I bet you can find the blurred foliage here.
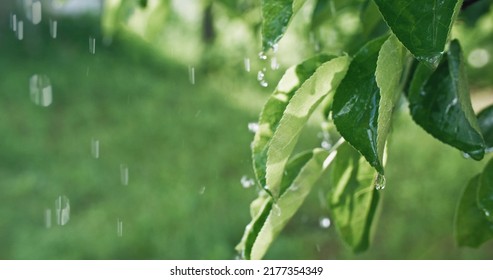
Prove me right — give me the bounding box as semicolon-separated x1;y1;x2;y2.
0;0;493;259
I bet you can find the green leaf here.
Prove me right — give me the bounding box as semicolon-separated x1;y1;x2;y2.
328;142;380;252
375;34;407;159
261;0;307;51
374;0;462;66
408;40;485;160
265;55;350;198
455;174;493;247
478;158;493;224
237;149;334;260
252;54;336;189
333;35;405;174
477;105;493;151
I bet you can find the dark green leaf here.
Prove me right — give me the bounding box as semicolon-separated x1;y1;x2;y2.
477;105;493;151
455;174;493;247
261;0;306;51
252;54;336;190
237;149;333;260
408;40;485;160
478;157;493;224
333;35;406;174
374;0;462;66
328;142;380;252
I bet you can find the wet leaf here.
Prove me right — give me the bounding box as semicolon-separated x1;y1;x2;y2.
265;55;349;198
252;54;336;189
408;40;485;160
455;174;493;247
237;149;334;260
328;142;380;252
333;35;404;174
374;0;462;66
261;0;307;51
478;158;493;224
477;105;493;151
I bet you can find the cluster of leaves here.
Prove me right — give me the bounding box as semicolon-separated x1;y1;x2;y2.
237;0;493;259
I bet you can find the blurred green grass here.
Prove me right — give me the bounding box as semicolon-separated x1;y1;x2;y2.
1;16;493;260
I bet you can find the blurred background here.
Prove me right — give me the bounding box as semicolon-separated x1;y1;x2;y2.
0;0;493;259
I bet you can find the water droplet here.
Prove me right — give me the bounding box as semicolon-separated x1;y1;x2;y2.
321;140;331;150
91;138;100;159
188;66;195;85
319;217;331;229
247;122;259;133
10;13;17;31
257;70;265;81
44;208;52;228
117;218;123;237
89;37;96;54
120;164;129;186
260;80;269;87
270;57;280;70
374;173;386;190
55;195;70;226
462;152;471;159
272;203;282;216
17;21;24;40
49;19;57;38
199;186;206;194
240;176;255;188
29;74;52;107
243;58;250;72
258;51;267;60
31;1;42;25
272;43;279;53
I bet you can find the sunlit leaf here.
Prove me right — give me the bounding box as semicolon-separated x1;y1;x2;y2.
408;40;485;160
375;34;407;159
455;174;493;247
261;0;307;51
237;149;334;260
374;0;462;66
333;35;404;174
265;55;349;198
328;142;380;252
252;54;336;189
477;105;493;151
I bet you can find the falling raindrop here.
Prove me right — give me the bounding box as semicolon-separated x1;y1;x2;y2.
240;176;255;188
270;57;280;70
120;164;129;186
117;218;123;237
272;203;282;216
89;37;96;54
244;58;251;72
257;70;265;81
247;122;259;133
258;51;267;60
55;195;70;226
31;1;42;25
10;13;16;31
44;208;52;228
321;140;331;150
319;217;331;229
199;186;206;195
49;19;57;38
374;173;386;190
29;74;52;107
272;43;279;53
17;21;24;40
259;80;269;87
315;244;321;252
188;66;195;85
91;138;100;159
